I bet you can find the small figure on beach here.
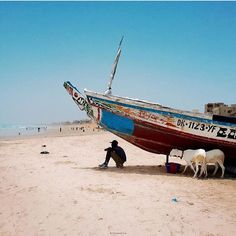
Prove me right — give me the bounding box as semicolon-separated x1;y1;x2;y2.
99;140;126;169
40;144;49;154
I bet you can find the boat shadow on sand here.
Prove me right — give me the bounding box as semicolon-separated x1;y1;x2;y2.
85;165;236;179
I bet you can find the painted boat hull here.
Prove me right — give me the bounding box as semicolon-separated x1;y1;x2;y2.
64;81;236;163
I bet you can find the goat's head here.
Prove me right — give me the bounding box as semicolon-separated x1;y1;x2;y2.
169;149;183;158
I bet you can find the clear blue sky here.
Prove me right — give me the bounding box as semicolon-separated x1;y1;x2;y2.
1;1;236;124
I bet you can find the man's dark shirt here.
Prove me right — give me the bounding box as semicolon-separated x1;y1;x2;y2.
114;146;126;162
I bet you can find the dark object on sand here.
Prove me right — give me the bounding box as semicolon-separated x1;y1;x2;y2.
165;163;181;174
40;151;50;154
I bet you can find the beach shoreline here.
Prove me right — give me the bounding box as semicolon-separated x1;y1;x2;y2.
1;128;236;235
0;121;104;141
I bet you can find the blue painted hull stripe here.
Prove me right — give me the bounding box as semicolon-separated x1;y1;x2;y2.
100;110;134;135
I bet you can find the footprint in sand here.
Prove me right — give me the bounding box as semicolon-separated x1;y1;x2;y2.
54;161;77;165
28;186;38;192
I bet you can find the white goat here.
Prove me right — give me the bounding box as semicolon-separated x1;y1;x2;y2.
169;148;207;178
204;149;225;178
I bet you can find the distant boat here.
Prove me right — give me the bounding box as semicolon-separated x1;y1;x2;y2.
63;39;236;164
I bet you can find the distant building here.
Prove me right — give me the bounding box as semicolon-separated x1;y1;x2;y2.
192;109;200;114
205;103;236;117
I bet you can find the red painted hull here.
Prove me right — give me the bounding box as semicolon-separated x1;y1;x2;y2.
117;120;236;164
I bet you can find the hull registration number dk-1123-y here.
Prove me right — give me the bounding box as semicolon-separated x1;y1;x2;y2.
177;119;236;140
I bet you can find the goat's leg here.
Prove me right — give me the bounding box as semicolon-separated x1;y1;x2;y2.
182;165;188;174
189;162;196;172
198;163;203;177
190;162;197;178
204;164;208;177
193;165;198;178
218;162;225;178
212;163;219;176
199;163;207;177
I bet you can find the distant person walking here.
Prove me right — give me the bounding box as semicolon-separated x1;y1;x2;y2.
99;140;126;169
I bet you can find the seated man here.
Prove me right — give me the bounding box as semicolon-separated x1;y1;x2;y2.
99;140;126;169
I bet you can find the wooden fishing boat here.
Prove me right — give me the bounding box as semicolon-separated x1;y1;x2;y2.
63;39;236;164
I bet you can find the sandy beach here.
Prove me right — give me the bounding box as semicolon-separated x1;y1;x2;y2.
1;126;236;236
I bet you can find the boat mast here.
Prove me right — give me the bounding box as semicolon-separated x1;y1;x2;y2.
105;36;124;95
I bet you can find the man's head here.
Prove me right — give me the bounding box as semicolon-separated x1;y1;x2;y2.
111;140;118;148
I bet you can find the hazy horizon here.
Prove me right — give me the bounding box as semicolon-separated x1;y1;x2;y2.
1;2;236;124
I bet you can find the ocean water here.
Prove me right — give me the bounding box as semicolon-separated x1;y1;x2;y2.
0;124;51;137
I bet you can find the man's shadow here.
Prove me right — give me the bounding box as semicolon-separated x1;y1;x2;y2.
89;165;193;177
86;165;236;179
